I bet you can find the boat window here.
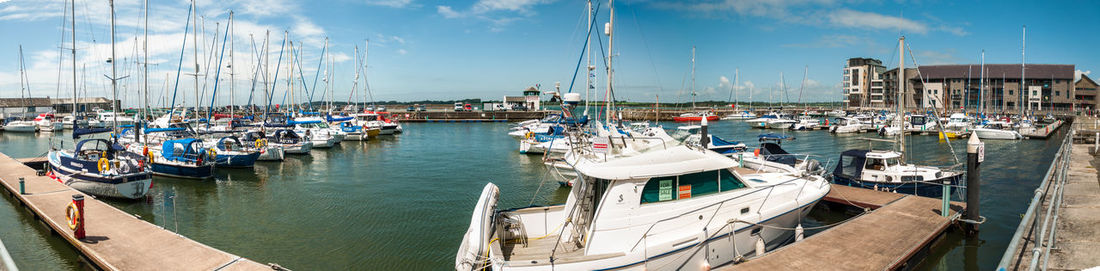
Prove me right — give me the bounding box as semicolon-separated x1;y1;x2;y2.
719;169;747;192
640;176;677;204
679;171;719;198
884;158;900;168
865;159;885;170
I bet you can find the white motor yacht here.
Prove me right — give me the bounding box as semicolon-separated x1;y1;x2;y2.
457;145;830;271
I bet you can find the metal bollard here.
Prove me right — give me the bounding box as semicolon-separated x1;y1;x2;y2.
19;178;25;195
72;194;85;239
965;133;984;233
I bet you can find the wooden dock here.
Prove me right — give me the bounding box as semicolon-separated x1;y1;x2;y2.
721;184;964;270
1021;120;1064;139
0;152;274;271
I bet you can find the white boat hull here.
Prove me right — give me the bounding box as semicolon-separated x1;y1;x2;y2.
973;128;1022;140
256;146;286;161
4;122;37;132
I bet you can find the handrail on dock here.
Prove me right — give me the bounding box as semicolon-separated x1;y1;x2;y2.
997;123;1075;271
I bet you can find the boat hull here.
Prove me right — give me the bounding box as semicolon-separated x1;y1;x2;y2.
256;146;285;161
214;152;262;167
3;123;37;132
150;162;215;179
973;128;1022;140
831;174;962;198
47;151;153;199
673;115;720;122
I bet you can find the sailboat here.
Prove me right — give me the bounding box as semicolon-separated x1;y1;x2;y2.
47;0;154;199
457;3;829;269
831;37;962;198
722;68;757;120
5;46;38;133
673;47;718;122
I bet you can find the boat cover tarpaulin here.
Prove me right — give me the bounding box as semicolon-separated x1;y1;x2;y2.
833;149;870;180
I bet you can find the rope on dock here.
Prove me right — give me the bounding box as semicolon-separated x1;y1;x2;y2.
212;257;242;271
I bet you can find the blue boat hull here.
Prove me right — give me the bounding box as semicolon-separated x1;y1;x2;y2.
831;174;963;198
214;152;261;167
150;163;214;179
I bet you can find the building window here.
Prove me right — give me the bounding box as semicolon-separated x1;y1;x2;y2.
1009;90;1013;95
1055;91;1060;96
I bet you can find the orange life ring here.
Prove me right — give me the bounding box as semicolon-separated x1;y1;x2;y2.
754;148;761;157
66;202;80;230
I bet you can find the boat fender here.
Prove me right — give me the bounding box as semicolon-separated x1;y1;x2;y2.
795;224;804;241
143;146;149;157
97;158;110;172
66;202;81;230
754;235;766;256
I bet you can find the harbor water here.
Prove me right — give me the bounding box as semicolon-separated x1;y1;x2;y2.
0;120;1066;270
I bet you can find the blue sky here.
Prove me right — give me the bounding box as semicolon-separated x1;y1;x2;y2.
0;0;1097;108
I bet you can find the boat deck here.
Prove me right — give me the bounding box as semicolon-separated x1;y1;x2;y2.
718;184;964;270
1021;120;1064;139
0;152;272;270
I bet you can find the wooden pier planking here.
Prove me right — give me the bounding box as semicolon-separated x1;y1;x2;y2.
0;152;272;271
720;184;963;271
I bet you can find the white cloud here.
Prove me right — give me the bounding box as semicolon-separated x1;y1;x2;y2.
828;9;928;34
397;49;407;55
366;0;415;8
437;0;554;30
1077;70;1092;81
437;6;462;18
783;34;872;48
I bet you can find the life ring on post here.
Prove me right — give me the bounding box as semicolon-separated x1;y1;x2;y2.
208;148;217;159
525;132;534;140
66;202;80;230
255;139;266;149
97;158;110;172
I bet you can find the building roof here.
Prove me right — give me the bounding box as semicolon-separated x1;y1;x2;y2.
0;97;52;107
503;96;526;102
915;64;1074;80
1077;74;1098;87
51;97;114;104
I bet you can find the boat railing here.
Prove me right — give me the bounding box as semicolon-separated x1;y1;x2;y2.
629;177;803;254
997;126;1074;271
741;153;834;177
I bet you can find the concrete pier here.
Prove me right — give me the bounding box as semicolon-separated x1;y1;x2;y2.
719;184;964;270
0;153;273;270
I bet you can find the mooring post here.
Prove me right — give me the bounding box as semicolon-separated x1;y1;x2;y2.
700;117;710;149
73;194;86;239
965;133;984;233
18;177;25;195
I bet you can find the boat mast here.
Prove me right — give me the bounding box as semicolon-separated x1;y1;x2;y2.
17;45;27;121
230;11;235;121
70;0;77;122
691;46;696;110
109;0;119;135
1021;25;1027;116
143;0;149;124
734;68;739;108
605;0;614;126
584;0;592;116
979;50;985;116
191;0;199;119
898;36;906;159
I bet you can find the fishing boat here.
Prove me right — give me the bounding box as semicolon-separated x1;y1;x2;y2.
456;145;830;271
47;137;153;199
831;149;961;197
145;138;216;179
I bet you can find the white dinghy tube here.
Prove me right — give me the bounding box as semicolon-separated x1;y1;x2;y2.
455;183;500;271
